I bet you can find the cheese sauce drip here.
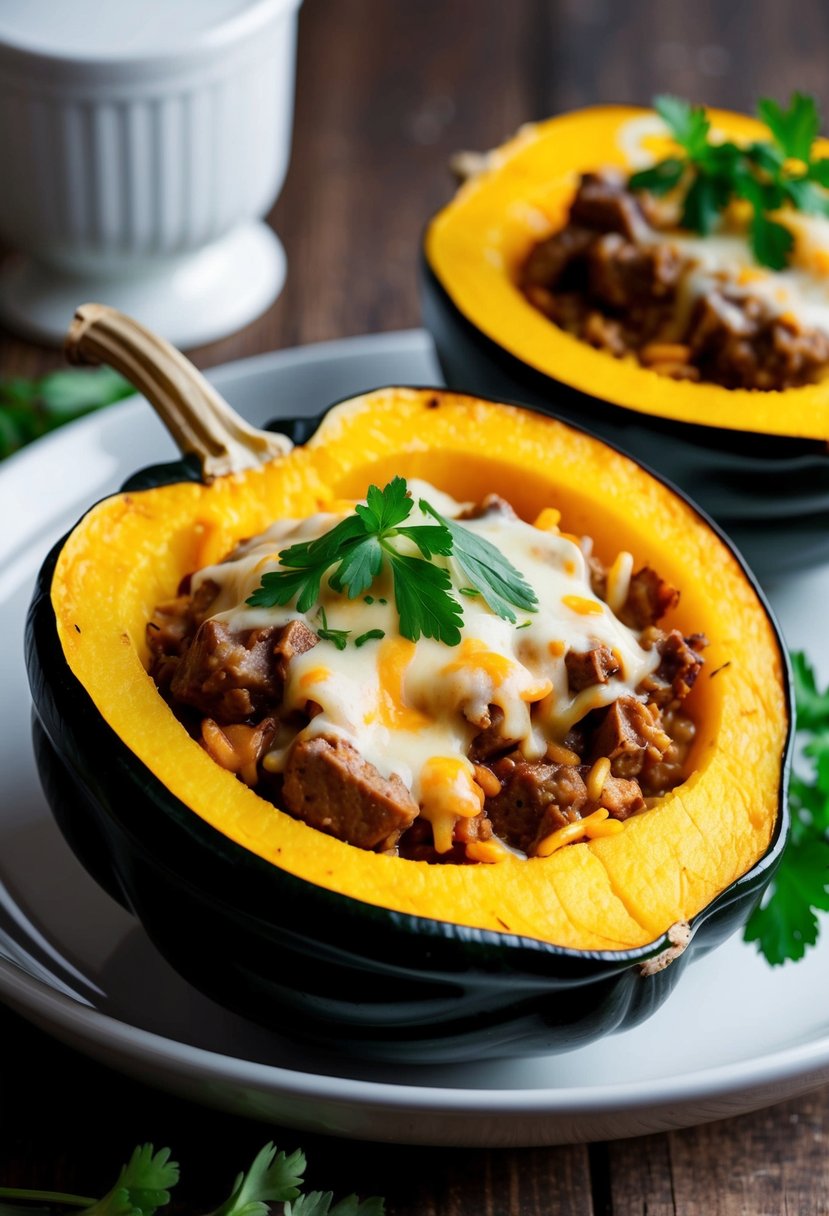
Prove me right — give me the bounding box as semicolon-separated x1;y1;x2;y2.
191;482;659;850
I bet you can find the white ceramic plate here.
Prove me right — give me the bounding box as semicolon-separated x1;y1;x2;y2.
2;329;827;1147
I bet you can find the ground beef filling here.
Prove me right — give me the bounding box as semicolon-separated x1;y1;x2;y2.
148;541;705;863
520;170;829;390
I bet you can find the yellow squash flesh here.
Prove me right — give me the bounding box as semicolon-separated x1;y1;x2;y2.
52;390;787;949
425;105;829;441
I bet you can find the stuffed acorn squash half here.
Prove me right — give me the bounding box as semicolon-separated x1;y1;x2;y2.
25;306;791;1062
422;99;829;578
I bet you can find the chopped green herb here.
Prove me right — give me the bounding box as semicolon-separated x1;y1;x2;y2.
355;629;385;647
516;620;532;629
378;598;388;605
363;595;375;604
744;651;829;964
458;587;480;598
629;91;829;268
315;606;350;651
246;477;538;646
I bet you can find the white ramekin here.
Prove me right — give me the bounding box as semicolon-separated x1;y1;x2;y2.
0;0;302;346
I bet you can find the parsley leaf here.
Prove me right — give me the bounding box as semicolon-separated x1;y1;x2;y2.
246;478;539;646
0;367;133;460
386;551;463;645
285;1194;384;1216
355;475;412;532
757;91;819;162
419;500;538;624
744;838;829;965
654;95;711;158
628;156;685;196
634;91;829;269
744;651;829;964
680;172;729;235
83;1147;179;1216
207;1143;306;1216
790;650;829;728
749;212;794;271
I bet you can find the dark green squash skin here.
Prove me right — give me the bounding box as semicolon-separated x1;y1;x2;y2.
24;398;793;1064
420;256;829;580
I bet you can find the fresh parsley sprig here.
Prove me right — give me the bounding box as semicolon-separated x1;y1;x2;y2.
744;651;829;965
0;1147;178;1216
0;1141;384;1216
246;477;537;646
630;92;829;269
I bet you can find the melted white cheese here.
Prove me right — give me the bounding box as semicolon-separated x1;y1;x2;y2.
192;482;660;849
663;224;829;336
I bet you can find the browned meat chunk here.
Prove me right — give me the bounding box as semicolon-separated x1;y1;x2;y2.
486;758;587;854
565;644;620;693
619;566;680;629
170;619;318;723
657;630;705;699
597;774;646;820
588;233;681;311
639;629;705;707
522;225;596;291
282;735;418;850
569;172;648;241
688;294;829;390
273;619;319;680
469;705;520;760
588;696;671;778
147;579;220;659
454;813;494;845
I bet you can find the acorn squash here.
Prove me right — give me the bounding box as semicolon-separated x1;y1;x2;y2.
25;307;792;1062
421;104;829;578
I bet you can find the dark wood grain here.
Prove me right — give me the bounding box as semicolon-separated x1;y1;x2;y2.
2;1;829;1213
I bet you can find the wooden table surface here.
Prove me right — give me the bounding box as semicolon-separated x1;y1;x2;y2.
2;2;828;1212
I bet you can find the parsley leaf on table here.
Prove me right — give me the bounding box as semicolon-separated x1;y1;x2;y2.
0;1139;384;1216
207;1143;306;1216
0;368;133;460
284;1195;384;1216
247;477;537;645
0;1146;182;1216
743;651;829;964
84;1146;179;1216
629;91;829;269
